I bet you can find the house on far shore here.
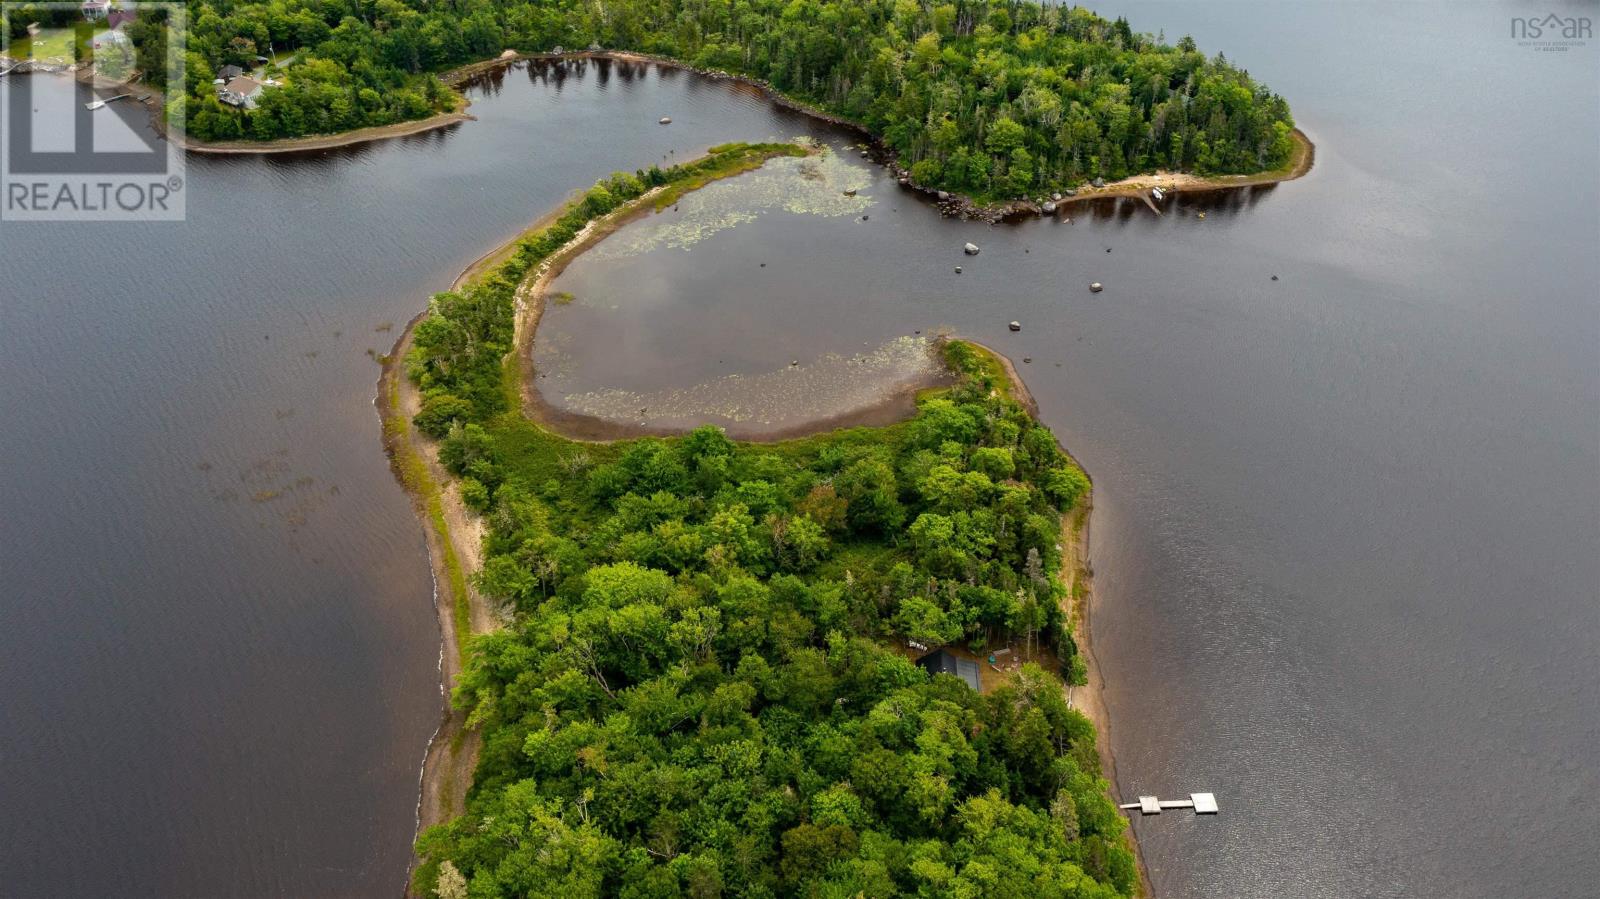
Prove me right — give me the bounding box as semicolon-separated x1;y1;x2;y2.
916;649;982;691
218;74;263;108
216;64;244;82
82;0;110;19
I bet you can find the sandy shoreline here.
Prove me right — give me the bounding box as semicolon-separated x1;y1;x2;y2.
169;106;475;155
377;188;677;894
1054;126;1315;209
166;59;493;154
378;308;492;898
967;341;1151;897
10;56;486;155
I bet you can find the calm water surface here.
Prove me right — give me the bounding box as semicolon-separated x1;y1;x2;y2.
2;4;1596;897
1;60;847;897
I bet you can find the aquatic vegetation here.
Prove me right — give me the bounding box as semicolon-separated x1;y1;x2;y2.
589;148;871;259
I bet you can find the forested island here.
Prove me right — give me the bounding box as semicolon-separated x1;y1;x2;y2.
382;143;1134;896
11;0;1297;197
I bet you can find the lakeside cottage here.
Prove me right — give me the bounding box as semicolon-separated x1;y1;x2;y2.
916;649;982;691
218;74;263;108
81;0;109;19
216;64;244;82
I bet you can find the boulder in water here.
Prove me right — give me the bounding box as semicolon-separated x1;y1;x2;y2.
1090;282;1103;293
658;116;672;124
964;242;981;255
1008;321;1021;332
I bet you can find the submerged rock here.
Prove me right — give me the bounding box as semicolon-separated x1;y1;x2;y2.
658;116;672;124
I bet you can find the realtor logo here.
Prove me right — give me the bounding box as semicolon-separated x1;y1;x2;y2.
1510;13;1592;51
2;1;186;221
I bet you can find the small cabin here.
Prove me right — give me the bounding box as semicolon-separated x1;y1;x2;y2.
916;649;981;691
216;64;245;82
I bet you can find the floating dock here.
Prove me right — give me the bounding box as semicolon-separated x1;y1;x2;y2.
1120;792;1218;815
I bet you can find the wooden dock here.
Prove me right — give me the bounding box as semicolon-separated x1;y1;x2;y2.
1120;792;1218;815
85;93;131;110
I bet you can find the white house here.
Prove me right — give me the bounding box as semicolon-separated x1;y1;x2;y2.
219;74;264;109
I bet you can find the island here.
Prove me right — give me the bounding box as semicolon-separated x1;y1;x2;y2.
380;142;1138;897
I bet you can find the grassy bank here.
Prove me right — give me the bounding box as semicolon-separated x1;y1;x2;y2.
380;370;473;657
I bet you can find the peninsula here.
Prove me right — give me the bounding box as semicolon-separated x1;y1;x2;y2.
62;0;1300;202
382;143;1139;897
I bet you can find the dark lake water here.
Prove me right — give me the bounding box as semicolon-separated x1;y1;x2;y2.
3;4;1596;897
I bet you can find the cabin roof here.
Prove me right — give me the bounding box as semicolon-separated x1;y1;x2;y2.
916;649;981;691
